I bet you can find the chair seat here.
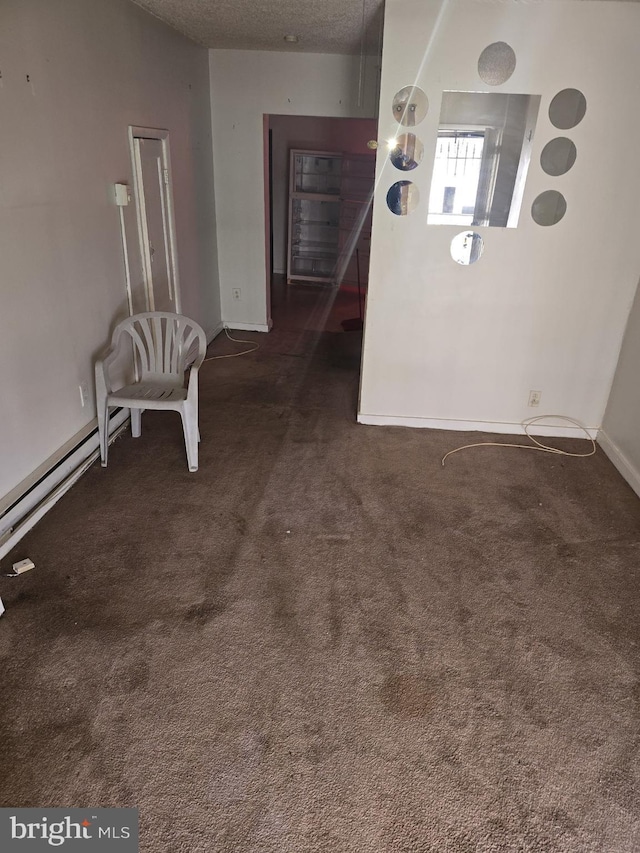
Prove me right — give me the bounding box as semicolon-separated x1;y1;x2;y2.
109;381;187;407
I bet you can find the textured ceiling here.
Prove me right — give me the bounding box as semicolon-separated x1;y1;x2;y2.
131;0;385;55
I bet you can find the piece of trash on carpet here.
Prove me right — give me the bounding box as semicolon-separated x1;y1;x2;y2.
7;558;35;577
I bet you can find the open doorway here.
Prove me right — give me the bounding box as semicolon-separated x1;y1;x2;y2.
265;115;378;336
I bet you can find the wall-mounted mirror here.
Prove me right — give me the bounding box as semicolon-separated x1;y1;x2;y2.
389;133;424;171
540;137;577;176
387;181;419;216
427;91;541;228
392;86;428;127
451;231;484;265
549;89;586;130
478;42;516;86
531;190;566;226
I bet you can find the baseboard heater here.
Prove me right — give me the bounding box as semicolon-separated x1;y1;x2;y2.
0;409;130;562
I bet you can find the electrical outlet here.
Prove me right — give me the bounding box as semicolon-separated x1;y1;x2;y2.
528;390;541;407
232;288;242;301
79;382;90;407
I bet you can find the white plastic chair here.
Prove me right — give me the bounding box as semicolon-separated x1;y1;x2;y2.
95;312;206;472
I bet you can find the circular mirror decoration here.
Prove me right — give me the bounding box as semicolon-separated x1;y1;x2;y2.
451;231;484;265
478;42;516;86
386;181;420;216
548;89;587;130
540;137;577;176
391;86;429;127
389;133;424;171
531;190;567;226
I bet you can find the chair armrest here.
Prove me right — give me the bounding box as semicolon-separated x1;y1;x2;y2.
94;343;121;399
186;363;200;398
185;332;205;398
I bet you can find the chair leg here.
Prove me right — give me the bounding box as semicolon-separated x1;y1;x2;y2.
98;404;110;467
180;405;199;472
131;408;142;438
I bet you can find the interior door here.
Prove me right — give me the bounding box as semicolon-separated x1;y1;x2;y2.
133;137;178;312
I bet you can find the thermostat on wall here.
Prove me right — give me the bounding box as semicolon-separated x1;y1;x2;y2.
114;183;131;206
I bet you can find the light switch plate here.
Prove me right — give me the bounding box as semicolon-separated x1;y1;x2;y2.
114;183;131;206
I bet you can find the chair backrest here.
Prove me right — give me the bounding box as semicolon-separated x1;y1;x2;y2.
114;312;206;379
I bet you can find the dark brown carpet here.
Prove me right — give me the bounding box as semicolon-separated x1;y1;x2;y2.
2;282;640;852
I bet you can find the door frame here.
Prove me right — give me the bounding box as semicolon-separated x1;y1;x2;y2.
128;125;181;312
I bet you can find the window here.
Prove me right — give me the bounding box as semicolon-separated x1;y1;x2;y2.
428;131;486;225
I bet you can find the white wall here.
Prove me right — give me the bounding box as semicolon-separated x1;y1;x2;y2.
600;282;640;497
209;50;378;329
359;0;640;437
269;115;378;275
0;0;220;503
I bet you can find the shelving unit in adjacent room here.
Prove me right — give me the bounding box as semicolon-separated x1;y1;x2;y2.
286;149;376;288
287;150;342;285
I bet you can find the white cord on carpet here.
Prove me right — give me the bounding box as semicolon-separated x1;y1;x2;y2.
204;327;259;362
441;415;597;466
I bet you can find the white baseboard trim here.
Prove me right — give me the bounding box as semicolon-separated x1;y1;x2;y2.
357;413;599;440
0;409;130;562
597;431;640;499
224;321;272;333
